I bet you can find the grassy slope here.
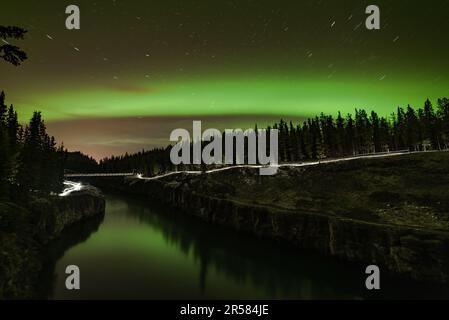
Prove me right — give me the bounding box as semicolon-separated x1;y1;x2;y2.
184;152;449;232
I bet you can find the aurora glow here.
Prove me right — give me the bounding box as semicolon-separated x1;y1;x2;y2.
12;73;449;121
1;0;448;159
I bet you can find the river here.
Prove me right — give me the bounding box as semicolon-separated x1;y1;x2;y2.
41;194;447;299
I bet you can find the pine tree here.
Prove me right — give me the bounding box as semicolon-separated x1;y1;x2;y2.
345;114;356;155
422;99;441;150
405;105;420;151
0;92;11;199
355;109;373;154
289;121;299;161
379;117;391;152
371;111;381;153
335;112;345;156
0;127;10;200
300;121;310;159
17;112;43;192
0;91;7;121
7;105;19;150
437;98;449;149
277;120;287;162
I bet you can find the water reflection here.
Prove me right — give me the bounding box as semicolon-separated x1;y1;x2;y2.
38;214;104;298
123;197;363;299
43;195;449;299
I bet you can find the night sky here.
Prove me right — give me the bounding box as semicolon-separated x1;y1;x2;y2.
1;0;448;159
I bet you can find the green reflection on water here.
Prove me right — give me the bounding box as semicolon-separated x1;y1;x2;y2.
43;195;447;300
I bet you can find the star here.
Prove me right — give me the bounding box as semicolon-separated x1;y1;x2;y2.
354;22;362;31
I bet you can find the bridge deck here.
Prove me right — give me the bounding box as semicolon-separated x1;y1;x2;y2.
64;173;135;177
63;150;416;180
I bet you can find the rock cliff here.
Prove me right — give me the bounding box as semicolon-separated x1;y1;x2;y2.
86;152;449;284
0;187;105;299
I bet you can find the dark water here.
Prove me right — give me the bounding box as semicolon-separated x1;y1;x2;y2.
41;195;448;300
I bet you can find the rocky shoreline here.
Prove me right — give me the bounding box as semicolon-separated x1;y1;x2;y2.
84;152;449;284
0;187;105;299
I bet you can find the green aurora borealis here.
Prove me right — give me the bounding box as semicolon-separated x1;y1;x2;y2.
1;0;448;159
8;73;449;121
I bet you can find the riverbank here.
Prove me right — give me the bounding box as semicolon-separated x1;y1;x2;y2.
85;152;449;284
0;187;105;299
43;194;448;299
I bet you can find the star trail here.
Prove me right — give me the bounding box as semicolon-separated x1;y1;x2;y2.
1;0;448;159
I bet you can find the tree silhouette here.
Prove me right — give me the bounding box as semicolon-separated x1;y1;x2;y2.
0;91;11;199
98;98;449;175
0;26;28;66
0;92;65;200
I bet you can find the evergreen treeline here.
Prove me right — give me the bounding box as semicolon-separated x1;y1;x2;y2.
98;98;449;175
272;98;449;162
0;91;65;201
99;147;173;175
65;151;99;173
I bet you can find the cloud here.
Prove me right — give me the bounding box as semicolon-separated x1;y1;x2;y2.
87;138;166;147
46;115;304;160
